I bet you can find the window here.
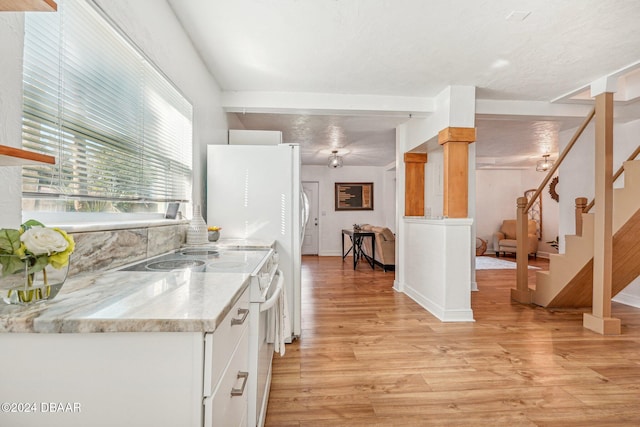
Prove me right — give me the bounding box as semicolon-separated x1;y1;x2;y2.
21;0;193;215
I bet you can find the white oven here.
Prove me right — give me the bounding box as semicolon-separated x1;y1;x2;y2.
249;264;282;427
119;244;280;427
209;246;281;427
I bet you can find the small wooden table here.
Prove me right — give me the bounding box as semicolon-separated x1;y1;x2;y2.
341;229;375;270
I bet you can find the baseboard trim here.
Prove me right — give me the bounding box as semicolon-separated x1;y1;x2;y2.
372;259;395;271
403;283;475;322
613;291;640;308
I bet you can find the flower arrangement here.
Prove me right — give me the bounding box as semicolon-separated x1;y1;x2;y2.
0;219;75;274
0;220;75;304
207;226;221;232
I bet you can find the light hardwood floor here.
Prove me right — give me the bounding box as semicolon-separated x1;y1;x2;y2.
264;256;640;426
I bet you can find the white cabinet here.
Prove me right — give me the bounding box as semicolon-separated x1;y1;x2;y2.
203;287;250;427
228;129;282;145
0;332;205;427
0;288;251;427
204;327;249;427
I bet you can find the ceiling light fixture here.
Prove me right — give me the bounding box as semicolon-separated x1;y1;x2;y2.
328;150;343;168
536;154;554;172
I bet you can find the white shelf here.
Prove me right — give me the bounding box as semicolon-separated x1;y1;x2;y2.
0;0;57;12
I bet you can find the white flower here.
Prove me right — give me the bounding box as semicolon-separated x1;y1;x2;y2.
20;226;69;256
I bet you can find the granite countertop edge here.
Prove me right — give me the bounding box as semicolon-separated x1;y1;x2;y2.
0;270;251;334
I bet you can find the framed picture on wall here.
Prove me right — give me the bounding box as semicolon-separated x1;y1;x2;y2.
335;182;374;211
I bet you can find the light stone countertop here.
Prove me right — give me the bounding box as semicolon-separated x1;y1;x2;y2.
0;270;250;334
203;238;275;249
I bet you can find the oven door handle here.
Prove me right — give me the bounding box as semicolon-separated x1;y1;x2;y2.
260;269;284;313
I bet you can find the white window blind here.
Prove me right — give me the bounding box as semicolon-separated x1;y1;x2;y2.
22;0;193;213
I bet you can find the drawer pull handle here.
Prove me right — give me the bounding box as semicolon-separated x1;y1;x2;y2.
230;371;249;397
231;308;249;326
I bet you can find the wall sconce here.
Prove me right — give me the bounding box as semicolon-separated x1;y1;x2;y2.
328;150;343;168
536;154;554;172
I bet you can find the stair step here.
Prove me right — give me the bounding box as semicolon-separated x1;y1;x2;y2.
535;270;549;284
547;253;566;271
532;159;640;308
564;234;593;258
613;163;640;228
622;159;640;187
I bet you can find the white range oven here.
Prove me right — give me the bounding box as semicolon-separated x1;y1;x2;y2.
119;244;281;427
206;246;281;427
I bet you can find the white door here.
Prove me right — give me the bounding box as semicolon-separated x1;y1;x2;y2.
301;181;319;255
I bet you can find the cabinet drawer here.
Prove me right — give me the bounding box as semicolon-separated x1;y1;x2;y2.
204;325;249;427
203;288;250;396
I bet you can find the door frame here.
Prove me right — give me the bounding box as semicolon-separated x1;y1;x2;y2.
302;181;320;255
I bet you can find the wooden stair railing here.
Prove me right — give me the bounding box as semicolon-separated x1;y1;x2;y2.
512;107;595;303
575;197;588;237
584;144;640;214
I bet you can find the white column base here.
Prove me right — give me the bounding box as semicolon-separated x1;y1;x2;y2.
400;217;475;322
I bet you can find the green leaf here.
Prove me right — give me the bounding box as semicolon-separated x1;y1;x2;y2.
21;219;45;231
27;256;49;275
0;255;26;276
0;229;22;254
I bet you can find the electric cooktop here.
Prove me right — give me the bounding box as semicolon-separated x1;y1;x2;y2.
119;248;270;274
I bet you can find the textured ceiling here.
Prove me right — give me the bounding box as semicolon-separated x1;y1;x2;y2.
227;112;405;167
169;0;640;167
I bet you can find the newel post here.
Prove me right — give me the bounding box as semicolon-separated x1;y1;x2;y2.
583;89;620;335
512;196;531;303
575;197;588;236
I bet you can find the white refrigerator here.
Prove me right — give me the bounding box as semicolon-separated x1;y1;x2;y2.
206;143;303;340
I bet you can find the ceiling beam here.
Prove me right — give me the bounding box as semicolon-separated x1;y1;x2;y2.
221;91;434;117
476;99;593;119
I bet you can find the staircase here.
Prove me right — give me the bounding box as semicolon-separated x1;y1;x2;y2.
532;160;640;307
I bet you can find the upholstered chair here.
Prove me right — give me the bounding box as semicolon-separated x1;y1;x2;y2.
492;219;539;258
359;224;396;271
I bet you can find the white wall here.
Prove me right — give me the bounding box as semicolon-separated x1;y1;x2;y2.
382;165;397;231
522;169;560;255
475;168;559;256
557;124;596;252
301;165;390;256
476;170;526;249
0;14;25;228
227;113;246;130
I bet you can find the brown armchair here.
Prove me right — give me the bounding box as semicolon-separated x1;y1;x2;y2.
492;219;538;258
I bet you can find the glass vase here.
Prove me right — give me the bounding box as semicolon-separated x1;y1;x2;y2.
0;255;69;306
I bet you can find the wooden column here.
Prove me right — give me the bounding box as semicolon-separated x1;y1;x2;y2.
438;127;476;218
583;92;620;335
513;196;532;303
575;197;588;237
404;152;428;216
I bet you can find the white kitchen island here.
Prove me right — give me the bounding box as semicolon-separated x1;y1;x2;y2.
0;269;252;427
